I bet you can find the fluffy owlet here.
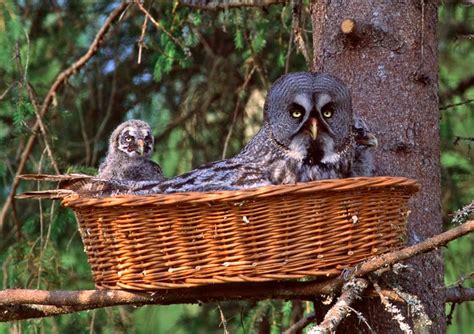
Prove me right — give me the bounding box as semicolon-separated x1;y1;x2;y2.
98;119;164;181
118;72;353;194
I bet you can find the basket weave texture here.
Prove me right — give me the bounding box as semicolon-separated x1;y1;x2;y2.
62;176;419;290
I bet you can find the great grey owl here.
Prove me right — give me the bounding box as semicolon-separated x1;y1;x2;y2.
98;119;163;181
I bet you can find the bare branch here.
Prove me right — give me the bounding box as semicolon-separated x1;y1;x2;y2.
0;2;128;230
178;0;286;10
282;312;317;334
137;11;148;64
344;220;474;280
309;279;369;334
445;287;474;303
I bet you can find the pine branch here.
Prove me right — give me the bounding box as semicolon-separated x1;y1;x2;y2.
0;2;129;230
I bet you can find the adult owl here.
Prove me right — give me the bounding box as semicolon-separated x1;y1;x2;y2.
98;119;164;181
119;72;354;194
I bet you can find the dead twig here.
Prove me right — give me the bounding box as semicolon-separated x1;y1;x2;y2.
309;278;369;334
135;1;189;57
137;7;149;64
221;66;256;159
439;98;474;110
282;312;317;334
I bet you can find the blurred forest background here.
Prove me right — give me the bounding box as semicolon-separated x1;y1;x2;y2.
0;1;472;333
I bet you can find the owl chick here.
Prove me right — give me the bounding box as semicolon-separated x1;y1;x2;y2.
98;119;163;181
118;72;353;194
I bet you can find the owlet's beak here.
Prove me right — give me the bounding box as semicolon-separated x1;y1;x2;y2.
136;139;145;156
304;117;318;140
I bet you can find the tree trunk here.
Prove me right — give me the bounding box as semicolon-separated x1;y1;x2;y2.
311;1;444;332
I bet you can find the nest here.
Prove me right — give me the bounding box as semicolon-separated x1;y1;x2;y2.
60;176;419;290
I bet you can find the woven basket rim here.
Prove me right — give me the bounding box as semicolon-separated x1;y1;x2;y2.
61;176;419;208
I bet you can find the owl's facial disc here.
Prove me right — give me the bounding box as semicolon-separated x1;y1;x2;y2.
118;127;153;158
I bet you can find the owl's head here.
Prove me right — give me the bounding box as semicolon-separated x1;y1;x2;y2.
264;72;353;162
109;119;154;158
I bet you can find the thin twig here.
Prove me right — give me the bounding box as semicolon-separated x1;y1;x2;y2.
137;10;149;64
217;303;229;334
91;69;118;166
0;2;128;230
0;84;13;100
282;312;317;334
135;1;190;57
439;98;474;110
26;83;60;175
221;66;256;159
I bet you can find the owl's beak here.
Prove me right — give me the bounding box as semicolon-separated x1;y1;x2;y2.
357;132;378;147
136;139;145;155
304;117;318;140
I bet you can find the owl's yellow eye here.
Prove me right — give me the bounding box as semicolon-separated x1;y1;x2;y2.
322;110;333;118
125;135;133;142
291;110;302;118
322;104;335;119
289;104;305;119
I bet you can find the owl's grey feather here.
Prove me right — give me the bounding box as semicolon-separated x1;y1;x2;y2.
98;119;163;181
351;116;378;177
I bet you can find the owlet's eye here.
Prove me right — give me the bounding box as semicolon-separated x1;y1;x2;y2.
322;104;335;119
125;135;134;142
289;104;305;119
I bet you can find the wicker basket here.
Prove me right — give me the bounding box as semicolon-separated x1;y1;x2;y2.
61;176;419;290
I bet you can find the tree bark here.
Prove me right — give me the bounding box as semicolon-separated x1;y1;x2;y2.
311;1;443;332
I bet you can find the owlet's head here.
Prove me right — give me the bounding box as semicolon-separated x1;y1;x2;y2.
109;119;154;158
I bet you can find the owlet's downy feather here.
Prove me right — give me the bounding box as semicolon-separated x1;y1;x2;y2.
98;119;164;181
